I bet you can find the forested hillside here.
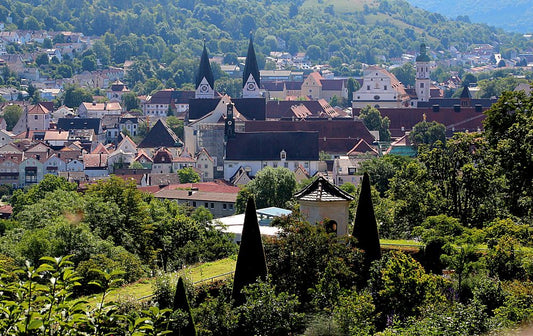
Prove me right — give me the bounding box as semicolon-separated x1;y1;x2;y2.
0;0;529;64
406;0;533;33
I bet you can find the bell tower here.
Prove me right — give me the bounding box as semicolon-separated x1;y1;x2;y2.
224;103;235;140
242;34;261;98
415;43;431;103
195;43;215;99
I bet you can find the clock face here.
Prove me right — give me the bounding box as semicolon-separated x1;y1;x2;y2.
227;120;233;125
200;84;209;92
246;82;256;91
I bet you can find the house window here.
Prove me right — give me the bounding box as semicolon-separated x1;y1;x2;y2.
367;85;370;90
34;115;38;120
384;85;387;90
304;162;309;168
204;202;208;208
210;203;214;208
284;162;288;168
420;83;424;88
229;204;234;210
223;203;227;209
192;201;196;207
273;162;278;168
280;150;286;160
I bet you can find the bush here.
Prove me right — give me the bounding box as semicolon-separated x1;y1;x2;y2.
236;278;305;335
333;289;375;335
368;251;445;328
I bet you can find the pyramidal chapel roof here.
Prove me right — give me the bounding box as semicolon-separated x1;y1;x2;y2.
294;176;354;202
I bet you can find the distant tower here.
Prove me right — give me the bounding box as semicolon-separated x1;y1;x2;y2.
242;34;261;98
195;43;215;99
415;43;431;103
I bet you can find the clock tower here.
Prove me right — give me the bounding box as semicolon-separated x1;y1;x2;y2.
242;34;261;98
195;43;215;99
224;102;235;140
415;43;431;103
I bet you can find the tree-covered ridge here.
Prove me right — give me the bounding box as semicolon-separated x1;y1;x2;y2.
0;0;529;65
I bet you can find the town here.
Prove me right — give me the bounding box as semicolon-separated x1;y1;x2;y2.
0;0;531;335
0;28;529;219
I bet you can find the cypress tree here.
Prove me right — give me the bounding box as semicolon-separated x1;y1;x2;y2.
352;172;381;264
172;277;197;336
232;196;268;306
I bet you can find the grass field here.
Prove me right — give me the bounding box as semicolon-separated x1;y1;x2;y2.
79;240;532;307
80;257;237;307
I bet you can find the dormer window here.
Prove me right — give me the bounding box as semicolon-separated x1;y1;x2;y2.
280;150;286;161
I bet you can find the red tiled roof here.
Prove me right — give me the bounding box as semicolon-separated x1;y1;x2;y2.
266;100;327;119
306;72;323;85
138;185;162;194
284;81;303;91
83;153;108;168
262;81;284;91
347;139;378;155
92;143;110;155
320;79;345;91
28;103;50;115
162;182;239;194
245;119;375;144
360;107;487;137
0;204;13;214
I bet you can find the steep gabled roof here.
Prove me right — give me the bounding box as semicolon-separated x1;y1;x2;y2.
225;131;319;161
152;147;173;163
320;79;345;91
195;44;214;89
243;35;260;88
244;119;376;150
138;119;183;148
57;118;101;134
28;103;50;115
294;175;354;202
347;139;379;156
83;153;108;168
134;149;153;163
460;86;472;99
91;142;110;155
116;135;137;153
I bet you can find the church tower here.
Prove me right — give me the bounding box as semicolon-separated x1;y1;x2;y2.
195;43;215;99
415;43;431;103
224;102;235;140
242;35;261;98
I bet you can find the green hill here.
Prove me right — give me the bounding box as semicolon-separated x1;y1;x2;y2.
1;0;526;61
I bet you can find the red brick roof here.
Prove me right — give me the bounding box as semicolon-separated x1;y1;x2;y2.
163;182;239;194
361;107;487;137
347;139;378;155
83;153;108;168
245;119;375;145
320;79;345;91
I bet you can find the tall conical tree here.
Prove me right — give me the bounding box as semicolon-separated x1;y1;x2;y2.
232;196;268;306
352;172;381;263
172;277;197;336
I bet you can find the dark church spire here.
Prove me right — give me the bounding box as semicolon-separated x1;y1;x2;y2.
195;42;215;98
242;34;261;98
243;34;260;88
